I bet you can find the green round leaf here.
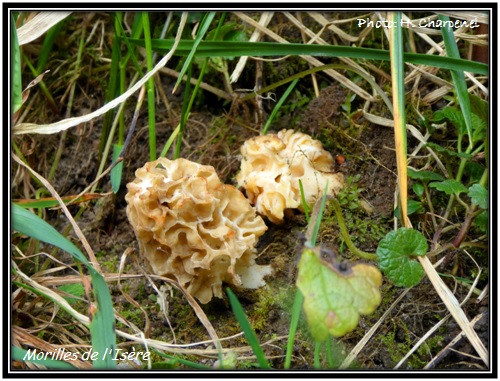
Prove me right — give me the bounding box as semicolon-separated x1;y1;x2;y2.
412;182;425;198
376;228;428;287
429;179;468;195
468;183;488;209
407;168;444;182
473;210;488;233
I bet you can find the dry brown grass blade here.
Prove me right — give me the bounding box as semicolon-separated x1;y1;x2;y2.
13;192;110;207
394;259;483;369
233;11;375;102
12;153;102;273
13;12;188;135
17;11;72;46
424;311;488;369
283;12;378;81
307;12;369;43
362;112;449;178
401;13;488;96
13;260;90;326
117;248;151;338
418;256;488;366
12;326;92;369
433;11;489;25
15;262;239;360
230;12;274;83
160;67;232;100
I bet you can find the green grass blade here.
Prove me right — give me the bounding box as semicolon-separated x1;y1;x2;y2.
13;198;61;209
11;14;22;114
111;144;123;193
286;182;330;370
12;204;117;369
142;12;156;161
174;12;223;159
117;13;144;76
298;179;310;223
130;39;488;75
314;341;322;369
13;193;104;209
284;290;304;369
174;65;193;159
13;203;89;264
88;275;118;369
36;16;67;73
389;12;410;228
439;14;474;150
403;52;486;75
12;346;76;370
326;338;335;368
173;12;216;93
160;122;181;158
151;350;212;370
309;182;329;247
262;78;299;135
226;288;271;369
12;280;84;323
100;15;122;157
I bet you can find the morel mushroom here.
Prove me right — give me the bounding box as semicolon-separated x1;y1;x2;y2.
125;158;270;303
236;129;344;224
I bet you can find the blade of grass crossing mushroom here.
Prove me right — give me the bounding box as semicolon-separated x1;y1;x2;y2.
307;182;329;247
439;14;474;151
389;12;410;228
285;184;330;369
298;179;311;223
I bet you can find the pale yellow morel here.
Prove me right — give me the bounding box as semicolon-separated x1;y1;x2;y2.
236;129;344;224
125;158;270;304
